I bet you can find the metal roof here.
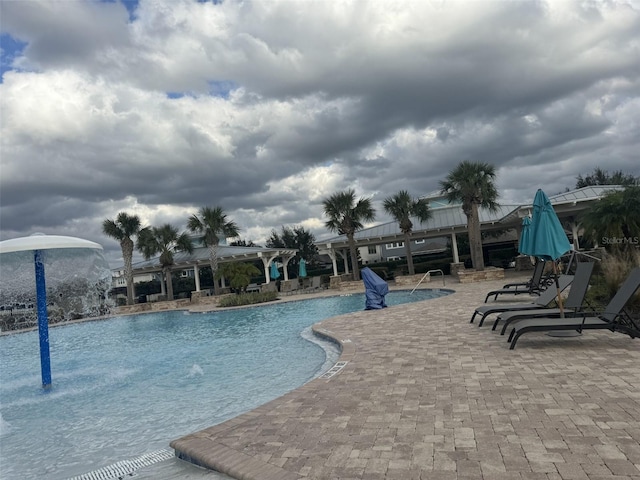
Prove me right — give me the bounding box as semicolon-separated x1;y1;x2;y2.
547;185;623;205
319;185;623;249
322;204;520;245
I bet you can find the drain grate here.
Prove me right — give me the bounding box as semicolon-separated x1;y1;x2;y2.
320;361;348;379
67;448;174;480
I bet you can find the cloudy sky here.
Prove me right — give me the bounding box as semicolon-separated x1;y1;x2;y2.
1;0;639;267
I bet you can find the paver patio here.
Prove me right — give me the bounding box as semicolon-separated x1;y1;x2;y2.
171;275;640;480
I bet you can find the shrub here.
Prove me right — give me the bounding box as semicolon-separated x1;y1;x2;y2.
217;291;278;307
585;249;640;313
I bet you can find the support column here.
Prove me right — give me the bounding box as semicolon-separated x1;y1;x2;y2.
193;263;201;292
281;254;295;281
450;232;465;278
260;257;271;284
451;232;460;264
326;248;338;277
340;249;350;274
262;253;282;284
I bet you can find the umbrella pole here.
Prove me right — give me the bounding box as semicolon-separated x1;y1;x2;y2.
553;261;565;318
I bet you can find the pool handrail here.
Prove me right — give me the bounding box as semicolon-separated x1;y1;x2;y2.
410;269;445;293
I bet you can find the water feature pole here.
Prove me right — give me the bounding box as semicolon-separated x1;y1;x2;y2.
0;234;106;389
34;249;52;389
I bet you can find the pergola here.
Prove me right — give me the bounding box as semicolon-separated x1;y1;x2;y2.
129;245;298;293
318;186;621;276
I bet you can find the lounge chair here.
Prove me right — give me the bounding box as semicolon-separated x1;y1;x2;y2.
484;260;551;302
495;261;595;333
470;275;573;326
506;267;640;349
501;258;545;289
304;276;322;293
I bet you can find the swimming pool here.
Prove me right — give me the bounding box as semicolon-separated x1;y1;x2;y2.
0;289;451;479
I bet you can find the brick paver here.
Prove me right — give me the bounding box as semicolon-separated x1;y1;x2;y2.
171;276;640;479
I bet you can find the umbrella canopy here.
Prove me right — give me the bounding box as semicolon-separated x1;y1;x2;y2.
298;258;307;278
270;262;280;280
518;215;533;256
528;189;571;317
528;189;571;261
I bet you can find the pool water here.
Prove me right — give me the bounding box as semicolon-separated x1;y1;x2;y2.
0;289;451;479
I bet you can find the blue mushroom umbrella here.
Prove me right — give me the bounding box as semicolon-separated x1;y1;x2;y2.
270;262;280;280
528;189;571;315
298;258;307;278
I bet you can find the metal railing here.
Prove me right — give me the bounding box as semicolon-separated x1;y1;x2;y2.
410;269;445;293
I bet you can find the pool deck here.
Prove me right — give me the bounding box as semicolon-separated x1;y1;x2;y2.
171;274;640;480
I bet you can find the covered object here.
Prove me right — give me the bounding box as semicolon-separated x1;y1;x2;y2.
361;267;389;310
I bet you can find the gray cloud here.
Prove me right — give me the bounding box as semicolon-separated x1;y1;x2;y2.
1;0;639;267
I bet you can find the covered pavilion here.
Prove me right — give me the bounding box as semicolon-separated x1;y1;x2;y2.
128;245;298;295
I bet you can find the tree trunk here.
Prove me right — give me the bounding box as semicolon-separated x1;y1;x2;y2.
122;238;135;305
164;267;174;300
348;235;360;281
404;232;415;275
469;203;485;271
209;243;220;295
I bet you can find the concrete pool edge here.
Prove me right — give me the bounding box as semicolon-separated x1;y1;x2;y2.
169;315;358;480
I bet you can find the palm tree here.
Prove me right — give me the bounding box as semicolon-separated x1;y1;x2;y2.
136;224;193;301
383;190;432;276
187;206;240;296
322;189;375;281
580;186;640;251
440;161;499;271
102;212;141;305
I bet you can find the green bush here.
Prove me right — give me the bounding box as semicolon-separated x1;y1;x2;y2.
217;291;279;307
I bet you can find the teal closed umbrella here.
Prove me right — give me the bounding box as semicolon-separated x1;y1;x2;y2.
518;215;533;256
270;262;280;280
528;189;571;315
298;258;307;278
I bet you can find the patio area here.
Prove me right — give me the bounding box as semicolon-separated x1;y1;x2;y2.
171;274;640;480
